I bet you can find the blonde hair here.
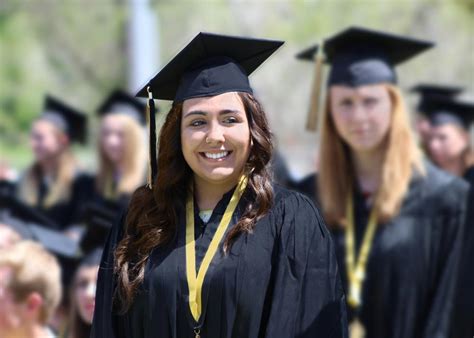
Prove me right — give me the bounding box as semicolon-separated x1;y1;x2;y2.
96;114;147;199
17;123;77;208
319;84;425;226
0;240;62;324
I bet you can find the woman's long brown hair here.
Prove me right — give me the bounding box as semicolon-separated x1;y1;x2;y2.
114;92;274;312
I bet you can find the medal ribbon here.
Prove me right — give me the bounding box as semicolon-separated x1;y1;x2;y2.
185;175;247;322
345;190;378;310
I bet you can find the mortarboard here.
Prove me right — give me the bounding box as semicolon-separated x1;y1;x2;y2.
135;32;284;188
41;95;88;144
423;98;474;129
410;84;464;113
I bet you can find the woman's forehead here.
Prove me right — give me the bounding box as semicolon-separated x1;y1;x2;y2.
330;84;387;97
182;92;244;115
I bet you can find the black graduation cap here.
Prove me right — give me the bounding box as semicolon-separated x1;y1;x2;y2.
410;84;464;113
29;224;82;290
97;89;149;125
79;200;122;254
42;95;88;144
135;32;284;188
423;98;474;129
135;32;284;101
297;26;434;86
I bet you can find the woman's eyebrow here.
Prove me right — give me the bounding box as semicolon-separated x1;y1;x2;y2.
219;109;242;115
184;109;243;118
183;110;207;118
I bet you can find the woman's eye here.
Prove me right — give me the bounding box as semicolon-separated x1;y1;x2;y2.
76;280;89;289
364;98;378;106
340;99;353;108
190;120;206;127
223;116;238;124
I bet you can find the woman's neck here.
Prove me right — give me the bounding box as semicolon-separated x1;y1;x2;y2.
351;147;385;194
194;175;240;211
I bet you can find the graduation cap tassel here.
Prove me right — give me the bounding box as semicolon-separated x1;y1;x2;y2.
146;86;158;190
306;50;325;132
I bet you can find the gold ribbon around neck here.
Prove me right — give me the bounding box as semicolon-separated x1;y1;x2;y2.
185;175;247;323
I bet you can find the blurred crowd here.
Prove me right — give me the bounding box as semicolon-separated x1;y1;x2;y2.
0;26;473;338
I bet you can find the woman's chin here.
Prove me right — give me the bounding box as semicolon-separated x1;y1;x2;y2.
198;169;239;185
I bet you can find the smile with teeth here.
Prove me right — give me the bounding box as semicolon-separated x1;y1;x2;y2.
201;151;232;160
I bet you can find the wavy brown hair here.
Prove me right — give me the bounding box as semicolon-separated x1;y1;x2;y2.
114;92;274;312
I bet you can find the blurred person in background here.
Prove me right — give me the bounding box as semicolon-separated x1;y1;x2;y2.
92;33;347;338
60;248;101;338
410;84;464;153
0;240;62;338
423;98;474;183
422;98;474;338
15;95;90;230
85;89;149;209
295;26;469;338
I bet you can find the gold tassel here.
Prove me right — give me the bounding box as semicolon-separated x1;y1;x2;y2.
306;50;325;132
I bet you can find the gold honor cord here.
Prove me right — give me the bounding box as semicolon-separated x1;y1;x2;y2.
185;175;248;328
345;192;378;338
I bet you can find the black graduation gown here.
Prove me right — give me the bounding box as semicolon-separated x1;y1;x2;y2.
77;174;133;214
14;172;92;230
91;185;348;338
449;166;474;338
293;162;469;338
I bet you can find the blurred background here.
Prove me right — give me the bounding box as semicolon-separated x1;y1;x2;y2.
1;0;473;179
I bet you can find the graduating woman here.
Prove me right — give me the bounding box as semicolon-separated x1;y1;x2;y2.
295;27;469;338
92;33;347;338
16;95;89;230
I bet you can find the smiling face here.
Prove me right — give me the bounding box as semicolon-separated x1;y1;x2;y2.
181;92;251;187
330;84;392;153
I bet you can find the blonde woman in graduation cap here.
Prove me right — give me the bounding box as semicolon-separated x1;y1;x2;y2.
92;33;348;338
295;27;469;338
16;95;90;230
81;90;149;210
